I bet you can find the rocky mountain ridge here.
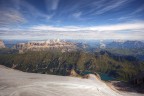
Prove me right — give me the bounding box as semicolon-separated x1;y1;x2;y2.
13;39;77;53
0;40;5;48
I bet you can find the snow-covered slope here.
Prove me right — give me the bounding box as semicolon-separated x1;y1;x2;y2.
0;65;142;96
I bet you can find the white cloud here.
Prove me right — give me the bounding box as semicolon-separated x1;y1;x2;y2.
87;0;131;15
95;0;126;14
1;21;143;40
0;8;26;26
89;22;144;31
130;4;144;15
31;25;82;31
31;21;144;31
52;0;59;10
73;12;82;18
45;0;59;10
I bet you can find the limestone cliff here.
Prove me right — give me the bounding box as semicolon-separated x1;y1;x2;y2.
0;40;5;48
13;40;77;53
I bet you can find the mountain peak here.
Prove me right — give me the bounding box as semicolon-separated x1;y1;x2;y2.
0;40;6;48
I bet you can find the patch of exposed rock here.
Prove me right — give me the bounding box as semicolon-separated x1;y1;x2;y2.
0;40;5;48
13;39;77;53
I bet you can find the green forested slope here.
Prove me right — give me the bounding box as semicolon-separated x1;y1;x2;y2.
0;50;144;81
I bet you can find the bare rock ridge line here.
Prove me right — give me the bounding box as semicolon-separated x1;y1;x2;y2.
13;39;77;53
0;40;5;48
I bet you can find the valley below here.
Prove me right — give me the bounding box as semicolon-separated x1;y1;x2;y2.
0;39;144;96
0;65;143;96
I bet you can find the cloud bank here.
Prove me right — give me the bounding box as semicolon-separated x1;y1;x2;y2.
0;21;144;40
31;22;144;31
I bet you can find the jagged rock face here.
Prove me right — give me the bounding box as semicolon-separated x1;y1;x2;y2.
13;40;77;52
0;40;5;48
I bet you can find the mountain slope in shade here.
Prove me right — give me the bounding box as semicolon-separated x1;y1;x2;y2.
0;65;143;96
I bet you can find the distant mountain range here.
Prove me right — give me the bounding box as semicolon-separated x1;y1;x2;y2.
3;39;144;49
106;40;144;49
0;39;144;87
1;39;144;60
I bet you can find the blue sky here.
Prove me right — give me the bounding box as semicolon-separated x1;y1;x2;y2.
0;0;144;40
